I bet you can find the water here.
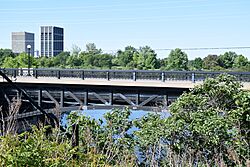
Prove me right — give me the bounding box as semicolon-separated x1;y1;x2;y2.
61;109;170;127
61;109;170;163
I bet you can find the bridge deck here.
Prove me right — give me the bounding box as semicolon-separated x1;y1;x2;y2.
1;76;250;90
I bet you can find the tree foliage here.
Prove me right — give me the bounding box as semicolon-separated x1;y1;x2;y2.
218;51;237;69
168;74;250;165
2;53;37;68
0;45;249;71
233;55;249;69
0;74;249;166
202;54;221;70
115;46;138;68
188;57;203;70
85;43;101;55
166;48;188;70
0;49;15;66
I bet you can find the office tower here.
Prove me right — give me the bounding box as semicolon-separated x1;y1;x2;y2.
40;26;64;57
12;32;35;56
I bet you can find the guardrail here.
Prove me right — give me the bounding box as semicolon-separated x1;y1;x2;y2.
1;68;250;83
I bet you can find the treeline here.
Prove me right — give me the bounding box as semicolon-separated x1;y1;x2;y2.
0;75;249;166
1;44;250;71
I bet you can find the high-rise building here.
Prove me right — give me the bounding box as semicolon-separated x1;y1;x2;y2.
40;26;64;57
12;32;35;56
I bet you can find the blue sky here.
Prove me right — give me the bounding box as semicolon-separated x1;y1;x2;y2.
0;0;250;59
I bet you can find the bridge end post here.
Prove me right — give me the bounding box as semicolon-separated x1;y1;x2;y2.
34;69;38;79
81;70;85;80
133;71;137;81
106;71;110;81
13;69;17;78
161;72;165;82
192;72;195;83
20;68;23;76
57;70;61;79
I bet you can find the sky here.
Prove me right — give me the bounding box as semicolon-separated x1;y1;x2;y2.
0;0;250;59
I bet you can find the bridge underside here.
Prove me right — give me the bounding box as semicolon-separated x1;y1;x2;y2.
0;82;188;132
1;82;188;112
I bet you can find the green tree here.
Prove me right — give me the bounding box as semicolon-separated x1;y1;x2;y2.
218;51;237;69
138;46;157;70
134;113;167;166
71;44;81;56
116;46;138;68
66;55;83;68
0;49;15;66
2;57;18;68
52;51;70;68
67;108;136;166
166;48;188;70
37;56;54;68
233;54;249;69
136;52;145;70
2;53;37;68
79;52;94;68
188;57;203;70
167;74;250;165
86;43;101;55
93;54;113;69
16;53;38;68
202;54;220;70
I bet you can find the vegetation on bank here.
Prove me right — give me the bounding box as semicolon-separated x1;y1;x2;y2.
1;44;250;71
0;74;249;166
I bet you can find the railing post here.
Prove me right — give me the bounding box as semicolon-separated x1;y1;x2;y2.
106;71;110;81
81;70;85;80
20;68;23;76
34;69;38;79
57;70;61;79
192;72;195;83
133;71;136;81
161;72;165;82
13;69;17;78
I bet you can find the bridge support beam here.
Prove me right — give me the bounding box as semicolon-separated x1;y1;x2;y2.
109;92;113;105
117;93;135;106
136;93;140;106
139;95;158;107
92;92;109;105
66;91;83;107
84;91;88;106
163;95;168;108
43;90;59;107
38;89;42;107
60;90;64;108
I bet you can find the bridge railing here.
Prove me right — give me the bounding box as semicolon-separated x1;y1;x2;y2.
1;68;250;83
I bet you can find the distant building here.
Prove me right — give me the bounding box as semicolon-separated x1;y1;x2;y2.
12;32;35;56
34;50;40;57
40;26;64;57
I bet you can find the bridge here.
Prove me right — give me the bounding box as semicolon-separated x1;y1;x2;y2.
0;68;250;132
2;68;250;88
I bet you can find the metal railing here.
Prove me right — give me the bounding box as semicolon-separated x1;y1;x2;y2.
1;68;250;83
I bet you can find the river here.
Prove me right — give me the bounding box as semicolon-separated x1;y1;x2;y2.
61;109;170;127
